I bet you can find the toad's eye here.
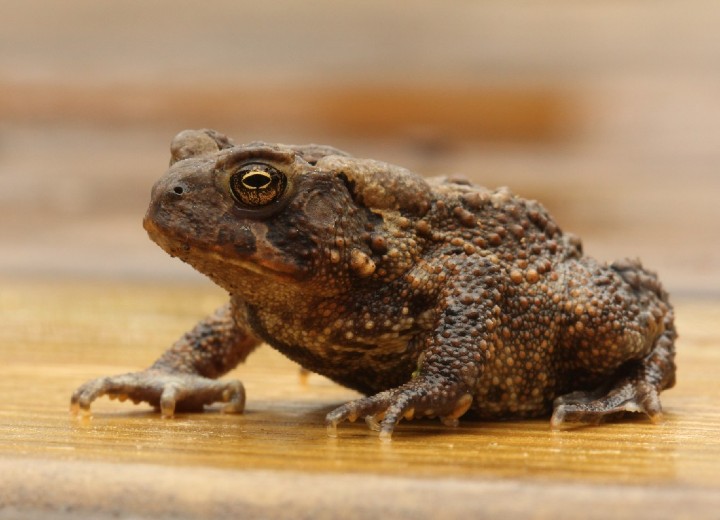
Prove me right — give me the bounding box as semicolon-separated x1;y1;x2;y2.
230;164;287;207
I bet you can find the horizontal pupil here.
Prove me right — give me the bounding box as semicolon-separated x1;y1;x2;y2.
242;171;272;189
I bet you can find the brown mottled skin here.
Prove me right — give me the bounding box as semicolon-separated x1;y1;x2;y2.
71;129;676;438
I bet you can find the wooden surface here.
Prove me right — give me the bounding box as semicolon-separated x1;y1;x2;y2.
1;279;720;519
3;2;720;518
3;1;720;295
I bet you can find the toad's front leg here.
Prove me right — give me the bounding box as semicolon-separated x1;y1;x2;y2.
71;301;261;417
325;374;477;440
326;284;491;439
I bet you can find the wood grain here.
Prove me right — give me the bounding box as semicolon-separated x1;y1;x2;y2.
1;279;720;518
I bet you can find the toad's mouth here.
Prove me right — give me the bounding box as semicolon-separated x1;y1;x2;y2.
143;214;304;280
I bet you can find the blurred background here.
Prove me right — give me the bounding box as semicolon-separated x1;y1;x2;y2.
1;0;718;296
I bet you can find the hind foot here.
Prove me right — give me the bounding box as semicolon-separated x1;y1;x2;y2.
551;379;662;429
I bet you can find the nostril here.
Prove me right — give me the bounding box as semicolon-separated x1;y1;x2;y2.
165;181;188;198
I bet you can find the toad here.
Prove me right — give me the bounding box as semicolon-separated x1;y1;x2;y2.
71;129;676;438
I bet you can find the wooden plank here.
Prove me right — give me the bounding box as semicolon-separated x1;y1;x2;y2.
1;280;719;518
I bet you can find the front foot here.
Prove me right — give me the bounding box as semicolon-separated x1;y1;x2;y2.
325;378;473;440
70;369;246;418
551;379;662;429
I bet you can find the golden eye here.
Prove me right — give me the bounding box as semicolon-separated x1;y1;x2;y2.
230;164;286;207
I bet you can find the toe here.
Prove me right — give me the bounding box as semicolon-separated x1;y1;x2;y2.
70;377;110;412
325;394;391;436
221;380;246;413
159;383;183;418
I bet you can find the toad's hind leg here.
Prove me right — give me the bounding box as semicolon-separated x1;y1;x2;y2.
551;259;677;428
551;328;675;427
